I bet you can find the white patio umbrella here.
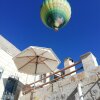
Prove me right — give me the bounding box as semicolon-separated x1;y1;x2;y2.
13;46;61;75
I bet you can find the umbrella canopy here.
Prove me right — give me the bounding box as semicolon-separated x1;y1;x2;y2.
13;46;61;75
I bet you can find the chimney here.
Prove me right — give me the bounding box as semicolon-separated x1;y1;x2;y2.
64;57;76;77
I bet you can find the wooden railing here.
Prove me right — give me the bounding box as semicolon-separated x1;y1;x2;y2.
23;60;82;95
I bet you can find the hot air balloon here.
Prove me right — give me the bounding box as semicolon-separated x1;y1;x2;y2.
40;0;71;31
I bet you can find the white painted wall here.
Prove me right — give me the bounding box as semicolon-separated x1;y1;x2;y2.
0;48;17;99
81;52;98;74
0;35;20;57
0;48;41;99
64;58;76;76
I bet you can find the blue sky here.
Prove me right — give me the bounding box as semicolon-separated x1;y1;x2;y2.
0;0;100;69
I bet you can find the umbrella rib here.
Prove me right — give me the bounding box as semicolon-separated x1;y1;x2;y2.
39;56;57;62
36;51;48;56
39;51;48;56
18;57;36;70
16;56;36;58
31;48;36;56
31;48;37;56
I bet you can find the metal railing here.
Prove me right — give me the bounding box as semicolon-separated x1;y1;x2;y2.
23;60;82;95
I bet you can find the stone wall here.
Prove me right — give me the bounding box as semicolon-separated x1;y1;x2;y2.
29;67;100;100
19;52;100;100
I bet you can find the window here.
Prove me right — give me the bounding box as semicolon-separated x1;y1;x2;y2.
40;74;46;83
3;76;19;100
4;76;19;95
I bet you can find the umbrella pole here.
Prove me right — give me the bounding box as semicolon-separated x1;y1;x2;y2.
35;63;37;75
31;60;38;100
26;75;28;84
32;56;39;99
34;58;38;87
35;56;39;74
34;56;39;86
31;74;36;100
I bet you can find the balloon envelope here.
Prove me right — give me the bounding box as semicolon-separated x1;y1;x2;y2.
40;0;71;31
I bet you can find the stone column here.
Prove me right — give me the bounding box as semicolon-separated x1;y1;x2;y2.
64;57;76;77
80;52;98;76
77;82;83;100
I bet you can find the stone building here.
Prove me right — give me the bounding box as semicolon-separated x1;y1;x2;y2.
26;52;100;100
0;35;100;100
